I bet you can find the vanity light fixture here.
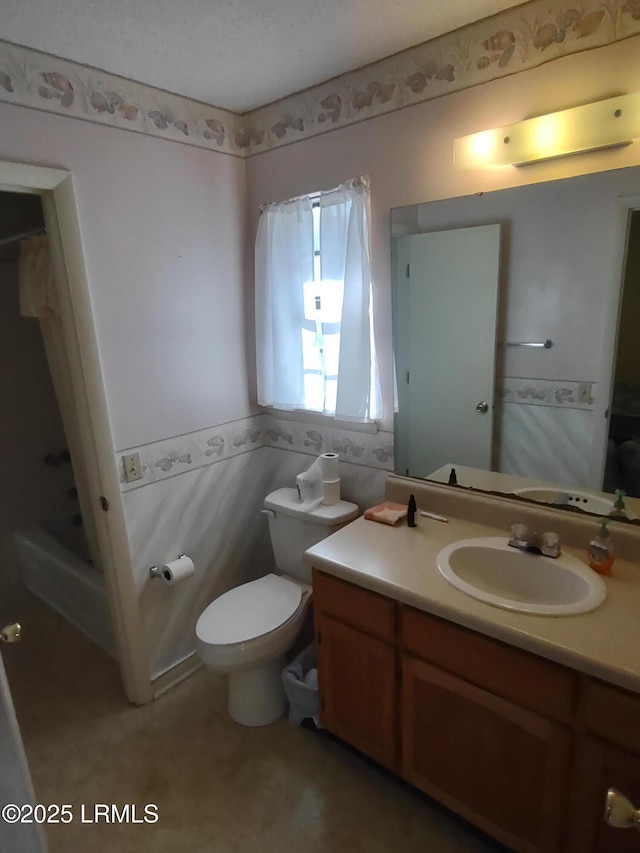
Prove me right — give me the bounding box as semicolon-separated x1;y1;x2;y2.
454;92;640;169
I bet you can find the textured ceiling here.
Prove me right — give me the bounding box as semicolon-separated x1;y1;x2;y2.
2;0;529;113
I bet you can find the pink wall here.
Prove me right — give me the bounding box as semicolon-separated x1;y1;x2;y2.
246;38;640;431
0;103;250;451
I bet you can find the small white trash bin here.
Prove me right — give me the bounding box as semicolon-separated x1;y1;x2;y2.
282;643;322;727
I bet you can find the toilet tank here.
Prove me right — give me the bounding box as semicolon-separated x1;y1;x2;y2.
263;488;359;583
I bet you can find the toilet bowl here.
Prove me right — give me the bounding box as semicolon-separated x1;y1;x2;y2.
196;573;311;726
196;487;358;726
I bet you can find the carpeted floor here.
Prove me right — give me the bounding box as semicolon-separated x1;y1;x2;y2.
2;590;504;852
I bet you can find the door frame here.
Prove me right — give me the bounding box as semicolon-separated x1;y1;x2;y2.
593;192;640;490
0;160;151;704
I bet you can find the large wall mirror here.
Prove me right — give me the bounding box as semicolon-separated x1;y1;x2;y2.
391;165;640;523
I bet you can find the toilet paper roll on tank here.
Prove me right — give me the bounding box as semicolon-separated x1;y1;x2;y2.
296;452;341;509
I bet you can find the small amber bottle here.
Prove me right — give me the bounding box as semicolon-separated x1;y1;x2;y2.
407;494;417;527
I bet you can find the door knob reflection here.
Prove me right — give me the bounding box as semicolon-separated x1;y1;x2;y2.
605;788;640;830
0;623;22;644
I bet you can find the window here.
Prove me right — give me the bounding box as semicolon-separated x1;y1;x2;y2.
255;177;381;421
301;203;343;413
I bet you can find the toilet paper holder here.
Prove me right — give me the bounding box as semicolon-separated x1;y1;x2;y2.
149;554;188;581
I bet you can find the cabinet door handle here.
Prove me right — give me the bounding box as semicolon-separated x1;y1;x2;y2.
605;788;640;830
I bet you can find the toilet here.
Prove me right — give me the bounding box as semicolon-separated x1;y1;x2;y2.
195;487;359;726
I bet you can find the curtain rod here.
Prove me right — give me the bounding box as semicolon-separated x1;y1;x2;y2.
0;226;46;249
258;175;369;212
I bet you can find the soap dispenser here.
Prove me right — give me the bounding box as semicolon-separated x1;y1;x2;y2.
588;518;615;576
608;489;629;520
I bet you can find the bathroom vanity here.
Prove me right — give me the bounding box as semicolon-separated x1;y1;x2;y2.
305;480;640;853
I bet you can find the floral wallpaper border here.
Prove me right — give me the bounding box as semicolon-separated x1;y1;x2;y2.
117;415;264;492
245;0;640;154
263;416;395;470
2;0;640;157
117;414;394;492
0;39;243;156
498;376;597;409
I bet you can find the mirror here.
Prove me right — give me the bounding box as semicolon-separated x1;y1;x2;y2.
391;165;640;522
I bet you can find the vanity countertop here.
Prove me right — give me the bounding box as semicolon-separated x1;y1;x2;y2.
304;513;640;694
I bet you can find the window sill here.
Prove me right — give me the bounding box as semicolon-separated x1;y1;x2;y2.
263;407;379;435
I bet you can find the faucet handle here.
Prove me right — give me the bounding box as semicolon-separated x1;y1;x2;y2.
541;531;561;558
508;523;529;548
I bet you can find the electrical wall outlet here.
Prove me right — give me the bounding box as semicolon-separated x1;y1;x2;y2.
578;382;592;404
122;452;143;483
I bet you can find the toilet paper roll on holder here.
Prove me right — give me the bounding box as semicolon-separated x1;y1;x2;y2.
149;554;188;581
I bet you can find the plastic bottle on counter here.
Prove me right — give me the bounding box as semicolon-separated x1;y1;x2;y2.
407;494;417;527
587;518;615;576
608;489;629;520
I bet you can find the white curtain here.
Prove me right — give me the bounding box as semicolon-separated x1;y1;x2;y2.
255;196;314;409
320;179;381;420
255;178;382;420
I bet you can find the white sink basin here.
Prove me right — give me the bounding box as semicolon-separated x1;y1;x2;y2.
514;487;636;520
437;536;606;616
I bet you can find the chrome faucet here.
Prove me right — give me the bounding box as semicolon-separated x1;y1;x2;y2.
508;524;561;558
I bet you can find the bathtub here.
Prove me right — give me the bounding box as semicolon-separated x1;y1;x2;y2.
13;525;115;656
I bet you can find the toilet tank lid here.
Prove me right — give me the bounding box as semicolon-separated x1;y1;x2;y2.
264;488;359;525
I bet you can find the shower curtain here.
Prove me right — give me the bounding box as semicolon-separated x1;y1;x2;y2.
18;236;101;570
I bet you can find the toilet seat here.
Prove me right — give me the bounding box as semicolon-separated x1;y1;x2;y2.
195;574;311;675
196;574;303;646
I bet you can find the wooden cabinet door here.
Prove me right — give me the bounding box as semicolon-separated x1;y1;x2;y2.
568;738;640;852
401;654;570;853
316;614;397;771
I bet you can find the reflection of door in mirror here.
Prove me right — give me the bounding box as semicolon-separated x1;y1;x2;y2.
605;210;640;498
394;225;500;479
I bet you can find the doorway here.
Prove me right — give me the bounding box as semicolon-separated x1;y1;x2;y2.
604;209;640;498
0;159;152;852
0;160;150;705
0;188;115;652
393;226;501;479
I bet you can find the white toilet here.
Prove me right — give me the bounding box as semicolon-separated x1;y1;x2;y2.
195;487;359;726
